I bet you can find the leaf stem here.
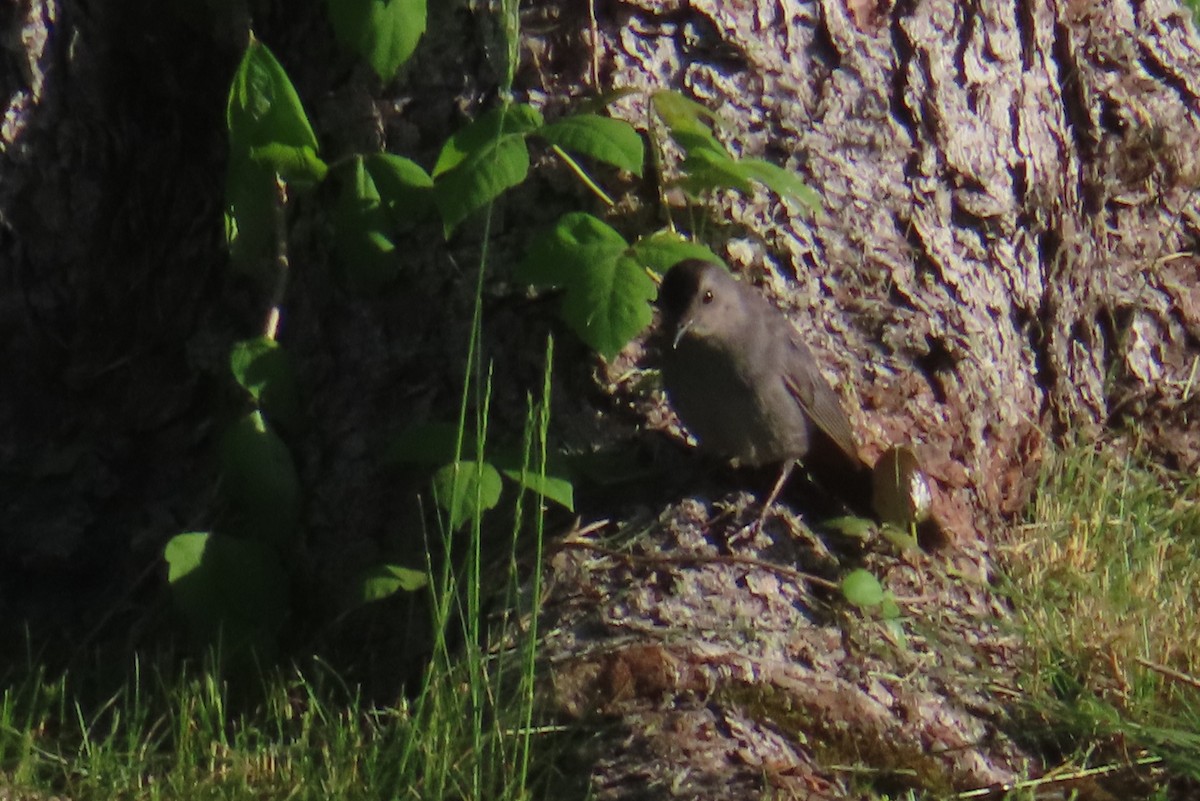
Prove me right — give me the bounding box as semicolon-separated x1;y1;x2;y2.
550;144;614;206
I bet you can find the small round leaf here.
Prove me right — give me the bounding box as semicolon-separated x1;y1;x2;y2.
841;568;885;610
431;460;502;531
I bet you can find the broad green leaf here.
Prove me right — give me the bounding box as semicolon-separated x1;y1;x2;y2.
384;422;476;465
517;213;652;358
880;596;902;621
165;532;210;584
225;158;278;274
561;253;656;361
331;155;400;292
226;41;323;183
500;467;574;511
386;425;574;511
737;158;821;211
490;445;575;511
433;104;544;177
229;337;301;430
669;129;730;158
651;90;727;153
822;516;876;540
679;148;754;195
219;411;301;549
881;524;921;554
538;114;644;176
366;153;433;223
675;147;823;209
247;143;328;184
325;0;426;82
516;212;629;288
352;562;429;606
841;568;885;610
428;105;543;235
433;135;530;235
651;90;728;133
164;531;289;649
432;460;502;531
225;41;323;271
227;42;319;151
631;231;721;275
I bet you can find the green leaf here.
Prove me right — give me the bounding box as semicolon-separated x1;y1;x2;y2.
164;531;289;649
351;563;429;606
229;337;301;430
325;0;427;82
219;411;301;549
500;468;574;511
880;596;902;621
386;425;574;511
247;143;328;184
366;153;433;223
630;231;722;275
670;129;730;159
538;114;644;176
384;422;476;466
225;41;323;272
674;145;822;209
736;158;821;210
881;524;921;554
490;445;575;511
429;105;544;236
822;516;876;540
431;460;502;531
659;91;819;206
516;212;629;288
679;147;755;195
331;155;400;292
651;90;728;145
433;134;530;235
226;41;323;183
432;104;544;177
225;158;278;274
651;90;728;128
841;568;885;610
516;213;653;359
562;253;656;361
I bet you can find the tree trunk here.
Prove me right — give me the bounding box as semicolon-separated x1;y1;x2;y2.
532;0;1200;796
3;0;1199;795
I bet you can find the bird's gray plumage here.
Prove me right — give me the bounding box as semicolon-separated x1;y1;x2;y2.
658;259;860;470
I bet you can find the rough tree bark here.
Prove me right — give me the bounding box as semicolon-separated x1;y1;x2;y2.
0;2;241;628
529;0;1200;797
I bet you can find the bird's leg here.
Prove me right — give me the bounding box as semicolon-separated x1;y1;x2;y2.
756;459;797;528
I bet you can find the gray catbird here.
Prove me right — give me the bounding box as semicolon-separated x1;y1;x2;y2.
659;259;871;514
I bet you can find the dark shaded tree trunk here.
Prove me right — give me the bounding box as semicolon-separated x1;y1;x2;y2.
0;1;242;632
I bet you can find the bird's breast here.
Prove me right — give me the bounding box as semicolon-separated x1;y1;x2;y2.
663;336;812;467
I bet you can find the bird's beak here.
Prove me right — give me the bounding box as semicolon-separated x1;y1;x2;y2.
671;317;694;349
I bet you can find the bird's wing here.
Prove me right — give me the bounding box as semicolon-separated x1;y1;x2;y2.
780;335;861;464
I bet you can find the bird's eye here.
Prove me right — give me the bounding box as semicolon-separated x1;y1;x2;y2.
702;290;714;304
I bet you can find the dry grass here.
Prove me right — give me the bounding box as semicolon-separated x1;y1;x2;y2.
999;440;1200;786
